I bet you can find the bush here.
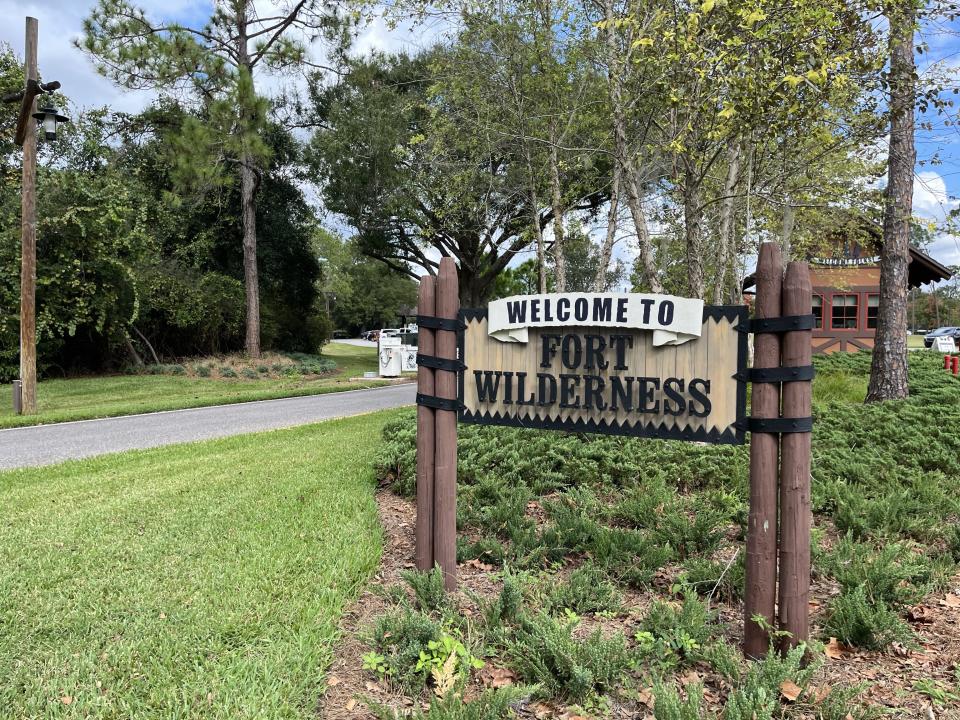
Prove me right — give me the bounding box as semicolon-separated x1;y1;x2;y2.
241;367;259;379
652;681;710;720
370;606;442;692
723;644;815;720
219;366;238;378
822;586;912;650
403;566;450;614
195;364;211;377
546;563;621;615
634;593;715;671
821;536;936;607
505;611;629;703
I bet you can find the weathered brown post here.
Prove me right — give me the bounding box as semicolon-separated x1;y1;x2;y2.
19;17;39;415
778;262;813;651
415;276;436;571
744;242;783;658
434;258;459;590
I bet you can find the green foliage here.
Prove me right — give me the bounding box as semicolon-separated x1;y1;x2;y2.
546;564;621;616
414;632;484;678
681;554;745;602
723;644;816;720
821;536;938;607
403;566;450;614
651;681;711;720
371;606;442;692
482;572;523;629
505;612;629;703
634;593;715;671
822;586;913;650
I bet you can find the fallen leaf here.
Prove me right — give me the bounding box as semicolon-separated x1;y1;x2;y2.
939;593;960;608
679;670;701;686
346;699;357;711
364;681;379;692
780;680;803;702
808;685;831;704
327;676;341;687
824;637;850;659
60;696;73;705
907;606;935;623
480;666;516;689
636;688;654;707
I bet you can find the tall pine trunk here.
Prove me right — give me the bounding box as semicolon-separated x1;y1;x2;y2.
867;1;915;401
235;3;261;358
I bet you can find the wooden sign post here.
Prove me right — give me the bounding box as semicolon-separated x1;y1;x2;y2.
415;242;813;656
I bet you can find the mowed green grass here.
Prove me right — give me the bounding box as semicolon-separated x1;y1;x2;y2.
0;410;400;719
0;342;388;430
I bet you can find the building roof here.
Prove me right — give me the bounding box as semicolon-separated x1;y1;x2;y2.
742;245;953;292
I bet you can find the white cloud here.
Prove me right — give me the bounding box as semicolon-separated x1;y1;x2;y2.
912;170;960;267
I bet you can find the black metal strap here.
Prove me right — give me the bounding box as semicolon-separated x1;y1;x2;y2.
416;393;461;412
417;315;465;332
747;314;816;334
740;416;813;433
416;353;465;372
747;365;815;383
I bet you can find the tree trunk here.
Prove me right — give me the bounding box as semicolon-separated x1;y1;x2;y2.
236;2;261;358
781;201;796;262
240;158;261;357
594;163;620;291
549;144;567;292
683;171;706;299
714;139;742;304
601;0;660;293
526;147;548;293
867;1;915;402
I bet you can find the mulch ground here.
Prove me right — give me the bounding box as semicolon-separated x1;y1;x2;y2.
318;491;960;719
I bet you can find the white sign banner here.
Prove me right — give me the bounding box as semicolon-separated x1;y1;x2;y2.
934;335;957;352
487;293;704;347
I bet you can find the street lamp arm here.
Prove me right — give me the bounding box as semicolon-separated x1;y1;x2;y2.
6;79;62;146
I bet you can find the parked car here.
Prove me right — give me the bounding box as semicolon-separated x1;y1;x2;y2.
924;326;960;348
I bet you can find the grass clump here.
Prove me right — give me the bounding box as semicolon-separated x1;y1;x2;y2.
504;611;629;703
651;681;711;720
634;592;715;671
403;566;450;614
723;644;816;720
546;563;621;615
369;606;442;692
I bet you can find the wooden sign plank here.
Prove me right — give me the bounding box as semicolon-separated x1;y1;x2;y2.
458;306;749;445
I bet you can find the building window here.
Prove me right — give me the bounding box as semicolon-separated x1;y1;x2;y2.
812;294;823;329
867;294;879;329
831;294;858;329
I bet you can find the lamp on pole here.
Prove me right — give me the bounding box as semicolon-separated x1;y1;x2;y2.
2;17;67;414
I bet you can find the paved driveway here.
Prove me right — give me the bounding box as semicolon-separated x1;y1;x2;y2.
0;383;416;470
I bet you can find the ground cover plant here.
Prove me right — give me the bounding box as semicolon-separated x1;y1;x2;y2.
351;351;960;718
0;342;393;429
0;409;406;718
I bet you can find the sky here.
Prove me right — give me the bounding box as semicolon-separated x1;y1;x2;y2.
2;0;960;273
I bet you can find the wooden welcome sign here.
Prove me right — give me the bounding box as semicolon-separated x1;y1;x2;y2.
459;304;748;444
416;246;813;660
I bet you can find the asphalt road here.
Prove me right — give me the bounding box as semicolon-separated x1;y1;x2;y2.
0;383;416;471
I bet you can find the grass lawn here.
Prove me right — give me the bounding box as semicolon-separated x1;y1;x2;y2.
0;342;392;430
908;333;925;348
0;409;401;719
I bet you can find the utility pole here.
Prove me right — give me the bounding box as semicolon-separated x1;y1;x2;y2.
20;17;38;415
2;17;64;414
